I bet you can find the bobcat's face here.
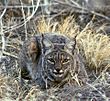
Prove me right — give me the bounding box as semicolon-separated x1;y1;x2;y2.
44;49;73;82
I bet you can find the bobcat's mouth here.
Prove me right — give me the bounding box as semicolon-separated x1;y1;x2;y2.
48;69;69;81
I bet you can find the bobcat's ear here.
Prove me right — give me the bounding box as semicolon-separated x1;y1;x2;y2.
67;35;77;54
43;39;53;48
28;37;39;62
41;34;53;49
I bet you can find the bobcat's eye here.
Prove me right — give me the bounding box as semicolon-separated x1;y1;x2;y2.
62;57;70;64
47;57;55;64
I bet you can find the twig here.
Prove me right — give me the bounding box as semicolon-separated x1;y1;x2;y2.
0;3;58;9
3;0;40;34
19;0;28;40
0;19;5;58
3;51;18;59
86;82;109;101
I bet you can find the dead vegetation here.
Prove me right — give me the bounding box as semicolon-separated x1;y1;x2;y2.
0;0;110;101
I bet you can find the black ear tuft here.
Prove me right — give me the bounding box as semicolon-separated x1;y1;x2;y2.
72;35;77;51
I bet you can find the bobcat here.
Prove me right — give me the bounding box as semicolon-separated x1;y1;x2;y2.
19;33;88;89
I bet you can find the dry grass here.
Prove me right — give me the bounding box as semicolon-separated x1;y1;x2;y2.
78;29;110;71
37;16;79;37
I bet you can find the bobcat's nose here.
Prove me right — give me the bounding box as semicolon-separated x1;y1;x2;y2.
55;65;62;72
56;68;61;72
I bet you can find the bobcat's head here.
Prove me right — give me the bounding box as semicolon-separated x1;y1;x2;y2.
42;35;76;82
27;34;76;87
